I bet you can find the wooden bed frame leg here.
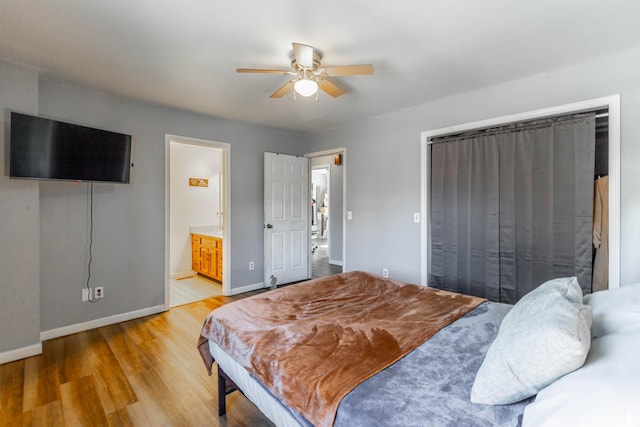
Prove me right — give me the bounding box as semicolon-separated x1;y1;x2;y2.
217;364;227;416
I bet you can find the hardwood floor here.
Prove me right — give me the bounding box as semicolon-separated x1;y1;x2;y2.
311;238;342;279
1;245;344;427
0;292;273;427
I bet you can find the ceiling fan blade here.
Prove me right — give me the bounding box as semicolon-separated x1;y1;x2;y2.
322;64;374;76
317;77;345;98
292;43;315;68
236;68;292;74
270;79;295;98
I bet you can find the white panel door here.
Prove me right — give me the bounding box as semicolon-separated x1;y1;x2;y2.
264;152;309;287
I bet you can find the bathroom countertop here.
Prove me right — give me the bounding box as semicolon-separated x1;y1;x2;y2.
190;226;223;238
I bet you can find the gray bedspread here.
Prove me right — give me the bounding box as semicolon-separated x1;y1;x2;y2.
332;301;531;427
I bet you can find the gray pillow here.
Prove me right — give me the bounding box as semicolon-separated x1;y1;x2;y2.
523;276;583;304
470;281;592;405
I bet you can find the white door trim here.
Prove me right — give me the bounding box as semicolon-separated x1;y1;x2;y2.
420;94;621;289
164;134;231;309
306;147;347;273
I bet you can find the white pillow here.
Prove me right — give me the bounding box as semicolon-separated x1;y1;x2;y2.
523;329;640;427
583;283;640;338
471;280;591;405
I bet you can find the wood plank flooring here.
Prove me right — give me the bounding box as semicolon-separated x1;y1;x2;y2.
0;292;273;427
311;238;342;279
1;250;342;427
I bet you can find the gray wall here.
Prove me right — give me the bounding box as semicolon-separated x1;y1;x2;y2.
0;62;41;356
309;45;640;286
36;80;305;330
0;63;306;358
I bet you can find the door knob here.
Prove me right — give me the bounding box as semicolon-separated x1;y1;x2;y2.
265;224;273;229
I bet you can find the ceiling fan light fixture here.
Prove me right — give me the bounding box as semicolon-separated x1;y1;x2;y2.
294;78;318;97
237;42;373;99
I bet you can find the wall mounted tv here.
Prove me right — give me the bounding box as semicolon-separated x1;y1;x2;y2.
9;112;132;183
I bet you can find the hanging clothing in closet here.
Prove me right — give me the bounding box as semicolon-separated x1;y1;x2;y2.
592;176;609;292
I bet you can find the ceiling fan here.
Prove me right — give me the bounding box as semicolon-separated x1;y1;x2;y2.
236;42;374;99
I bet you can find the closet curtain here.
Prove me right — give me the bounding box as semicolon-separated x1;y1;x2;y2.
429;113;595;303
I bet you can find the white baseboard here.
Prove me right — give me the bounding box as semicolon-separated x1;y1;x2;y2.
0;342;42;365
329;259;344;267
228;282;265;296
40;304;167;341
171;270;196;280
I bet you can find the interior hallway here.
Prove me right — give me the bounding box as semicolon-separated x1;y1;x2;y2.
311;238;342;279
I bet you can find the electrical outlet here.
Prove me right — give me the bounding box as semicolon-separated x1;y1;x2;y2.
382;268;389;278
249;261;255;270
82;288;91;302
95;286;104;299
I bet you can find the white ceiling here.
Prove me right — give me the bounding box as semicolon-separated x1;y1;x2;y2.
1;0;639;134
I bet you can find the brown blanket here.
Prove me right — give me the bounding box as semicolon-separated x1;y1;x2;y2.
197;271;484;427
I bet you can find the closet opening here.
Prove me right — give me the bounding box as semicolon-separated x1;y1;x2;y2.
420;96;620;301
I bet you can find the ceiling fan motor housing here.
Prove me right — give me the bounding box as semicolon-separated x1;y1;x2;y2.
291;51;322;73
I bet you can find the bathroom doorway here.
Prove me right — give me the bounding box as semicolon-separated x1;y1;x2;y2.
165;135;230;308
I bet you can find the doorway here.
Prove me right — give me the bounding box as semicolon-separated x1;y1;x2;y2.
420;95;620;290
165;135;231;309
307;149;346;279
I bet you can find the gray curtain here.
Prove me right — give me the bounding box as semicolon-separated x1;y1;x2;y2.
429;113;595;303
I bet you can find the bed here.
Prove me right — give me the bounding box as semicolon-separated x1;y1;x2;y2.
197;271;640;427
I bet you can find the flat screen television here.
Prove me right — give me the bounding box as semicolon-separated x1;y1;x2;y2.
9;112;132;183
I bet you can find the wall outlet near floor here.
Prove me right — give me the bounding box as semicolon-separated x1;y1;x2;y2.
382;268;389;278
249;261;255;270
82;288;91;302
94;286;104;299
